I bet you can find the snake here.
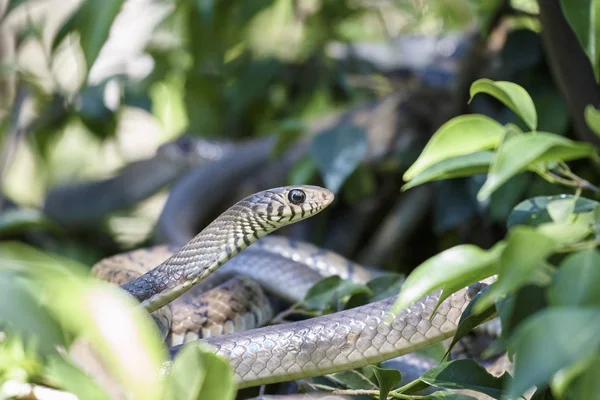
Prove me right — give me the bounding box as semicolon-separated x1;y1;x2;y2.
92;184;498;396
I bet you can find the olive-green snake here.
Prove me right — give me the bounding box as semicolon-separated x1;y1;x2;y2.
93;184;496;391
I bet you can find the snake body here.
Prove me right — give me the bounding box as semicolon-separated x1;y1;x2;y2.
94;184;497;393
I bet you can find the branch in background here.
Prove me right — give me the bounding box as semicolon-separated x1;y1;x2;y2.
538;0;600;147
0;91;67;212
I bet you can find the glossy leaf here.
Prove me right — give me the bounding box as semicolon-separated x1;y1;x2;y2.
419;359;509;398
403;115;505;181
507;195;599;228
309;125;368;194
536;220;593;245
166;343;236;400
53;0;126;71
547;249;600;306
585;104;600;136
367;366;402;399
446;285;496;357
390;243;504;316
469;79;537;130
478;133;596;200
560;0;600;80
327;369;377;390
402;152;492;190
507;308;600;397
366;273;405;302
304;276;372;312
474;227;556;313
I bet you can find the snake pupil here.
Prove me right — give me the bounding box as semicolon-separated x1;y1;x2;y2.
288;189;306;205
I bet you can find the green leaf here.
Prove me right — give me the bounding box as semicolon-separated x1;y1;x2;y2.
47;279;167;400
389;243;504;316
304;276;372;312
0;208;62;235
419;359;509;398
45;356;110;400
585;104;600;136
402;152;493;191
477;132;596;200
166;343;236;400
309;125;368;194
560;0;600;81
547;249;600;306
288;155;318;185
507;195;599;228
560;357;600;399
366;273;405;302
53;0;126;71
469;79;538;130
0;271;66;355
327;369;377;390
404;115;505;181
546;198;577;223
446;285;496;357
367;366;402;400
507;308;600;398
424;393;479;400
474;227;556;313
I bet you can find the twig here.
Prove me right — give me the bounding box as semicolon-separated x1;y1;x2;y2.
271;307;319;325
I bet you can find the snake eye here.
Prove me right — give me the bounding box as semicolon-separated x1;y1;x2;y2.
288;189;306;205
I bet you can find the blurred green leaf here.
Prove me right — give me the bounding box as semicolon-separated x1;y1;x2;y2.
507;195;599;228
309;125;368;194
547;249;600;306
584;104;600;136
559;357;600;399
341;164;376;205
76;83;118;140
546;197;576;223
508;308;600;398
560;0;600;81
419;359;509;398
273;120;306;156
366;273;405;302
367;365;402;400
166;343;236;400
477;133;596;200
536;220;593;245
474;227;555;313
53;0;125;71
489;173;531;222
45;356;110;400
288;155;318;185
469;79;538;130
0;271;65;355
404;115;505;181
0;208;62;235
390;243;504;316
45;279;167;400
402;152;493;191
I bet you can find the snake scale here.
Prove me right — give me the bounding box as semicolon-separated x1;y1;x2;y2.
93;184;495;393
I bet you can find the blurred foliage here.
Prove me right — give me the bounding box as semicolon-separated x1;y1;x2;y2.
1;0;600;399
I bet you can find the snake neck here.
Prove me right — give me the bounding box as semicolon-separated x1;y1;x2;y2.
121;202;270;313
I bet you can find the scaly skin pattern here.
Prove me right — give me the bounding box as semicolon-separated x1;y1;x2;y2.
195;280;490;388
121;186;334;313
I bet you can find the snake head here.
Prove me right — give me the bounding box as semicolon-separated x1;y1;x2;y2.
247;185;334;226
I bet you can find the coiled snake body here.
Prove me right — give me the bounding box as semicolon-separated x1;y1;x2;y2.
94;185;493;390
